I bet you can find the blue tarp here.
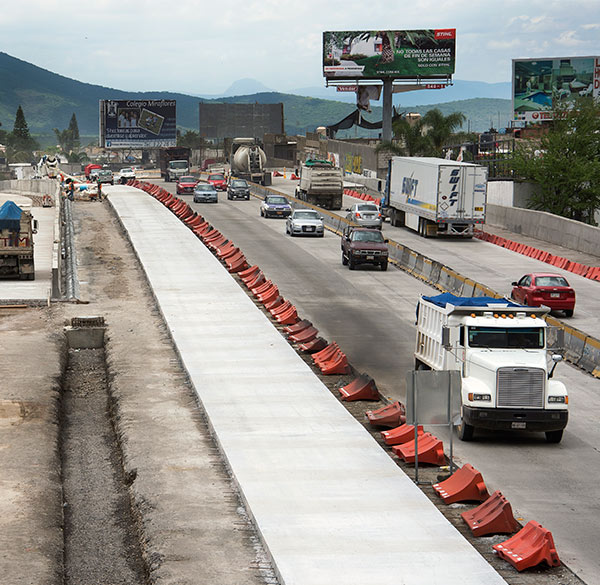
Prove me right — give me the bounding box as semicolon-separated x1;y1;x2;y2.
423;293;520;308
0;200;23;231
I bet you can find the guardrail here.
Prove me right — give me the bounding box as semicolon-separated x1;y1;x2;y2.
248;181;600;379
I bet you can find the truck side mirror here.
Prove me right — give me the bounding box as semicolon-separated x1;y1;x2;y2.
33;219;39;234
441;326;452;349
549;354;563;378
511;281;518;286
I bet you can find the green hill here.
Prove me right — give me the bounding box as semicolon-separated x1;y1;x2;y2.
0;51;511;140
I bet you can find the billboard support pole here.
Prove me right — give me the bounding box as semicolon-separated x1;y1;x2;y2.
382;79;393;142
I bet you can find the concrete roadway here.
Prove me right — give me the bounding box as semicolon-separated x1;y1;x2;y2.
270;177;600;338
168;180;600;585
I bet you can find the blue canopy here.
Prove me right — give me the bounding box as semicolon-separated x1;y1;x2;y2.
423;293;520;308
0;201;23;231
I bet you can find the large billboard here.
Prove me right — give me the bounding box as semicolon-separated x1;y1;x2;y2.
323;29;456;80
513;56;600;122
99;99;177;147
199;103;284;140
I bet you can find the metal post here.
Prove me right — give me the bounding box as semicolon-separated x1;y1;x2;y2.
413;370;419;484
382;79;393;142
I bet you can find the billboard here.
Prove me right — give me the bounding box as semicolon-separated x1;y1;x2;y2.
323;29;456;80
199;103;284;140
513;56;600;122
99;99;177;147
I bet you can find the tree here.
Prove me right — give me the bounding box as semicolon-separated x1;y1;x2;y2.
6;105;38;161
177;130;207;150
54;112;80;155
511;98;600;224
422;108;466;154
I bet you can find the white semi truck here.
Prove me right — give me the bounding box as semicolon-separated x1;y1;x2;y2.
385;157;487;237
414;294;568;443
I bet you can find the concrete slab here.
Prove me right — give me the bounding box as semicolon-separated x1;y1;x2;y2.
0;194;55;302
109;186;507;585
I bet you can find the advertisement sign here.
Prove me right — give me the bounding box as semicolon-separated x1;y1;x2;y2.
99;99;177;147
323;29;456;80
513;57;600;122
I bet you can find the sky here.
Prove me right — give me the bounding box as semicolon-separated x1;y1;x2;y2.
1;0;600;95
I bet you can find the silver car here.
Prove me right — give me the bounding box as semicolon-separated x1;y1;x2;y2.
345;202;382;229
286;209;325;237
193;183;218;203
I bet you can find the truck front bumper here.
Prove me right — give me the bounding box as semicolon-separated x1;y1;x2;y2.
463;406;568;432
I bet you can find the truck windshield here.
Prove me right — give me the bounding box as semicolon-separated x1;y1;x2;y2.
468;327;544;349
169;161;188;169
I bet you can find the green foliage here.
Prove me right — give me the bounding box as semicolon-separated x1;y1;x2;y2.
53;112;80;154
511;99;600;224
6;105;38;160
177;130;208;149
422;108;466;153
12;105;30;139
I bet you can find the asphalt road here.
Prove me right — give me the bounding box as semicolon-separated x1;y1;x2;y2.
166;179;600;585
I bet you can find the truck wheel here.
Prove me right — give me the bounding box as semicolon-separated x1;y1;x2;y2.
545;430;563;443
341;252;348;266
457;419;475;441
564;310;574;317
348;257;356;270
380;260;388;271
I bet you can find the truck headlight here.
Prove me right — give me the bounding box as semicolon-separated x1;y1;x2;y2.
468;393;491;401
548;395;567;403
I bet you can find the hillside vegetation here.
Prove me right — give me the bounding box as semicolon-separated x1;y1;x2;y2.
0;52;511;139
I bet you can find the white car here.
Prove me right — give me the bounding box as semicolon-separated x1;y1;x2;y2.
286;209;325;237
118;167;136;184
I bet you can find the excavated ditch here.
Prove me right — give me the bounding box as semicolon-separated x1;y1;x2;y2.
59;342;147;585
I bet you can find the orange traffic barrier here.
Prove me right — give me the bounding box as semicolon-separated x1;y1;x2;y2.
493;521;560;571
299;337;328;353
216;242;237;258
275;306;298;325
319;351;351;375
288;326;318;344
284;319;312;335
432;463;489;504
392;433;445;465
226;252;248;273
239;265;260;280
264;295;285;311
365;401;406;428
338;374;379;401
461;491;519;537
312;342;339;365
269;300;292;316
220;247;242;261
252;279;274;296
257;285;280;305
245;272;265;289
381;424;423;446
206;236;227;250
290;173;299;180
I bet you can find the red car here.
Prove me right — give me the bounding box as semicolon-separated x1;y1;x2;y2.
207;173;227;191
511;273;576;317
176;175;198;194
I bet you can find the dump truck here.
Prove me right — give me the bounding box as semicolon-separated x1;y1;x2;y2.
295;159;343;210
159;147;191;182
386;157;487;237
414;293;568;443
0;200;38;280
230;138;271;186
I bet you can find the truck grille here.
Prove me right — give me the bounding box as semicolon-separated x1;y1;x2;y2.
496;367;544;408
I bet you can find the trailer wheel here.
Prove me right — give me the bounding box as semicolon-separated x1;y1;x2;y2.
457;419;475;441
545;430;563;443
341;251;348;265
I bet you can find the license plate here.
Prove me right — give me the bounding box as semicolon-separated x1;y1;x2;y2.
550;293;560;298
366;255;374;260
511;422;526;429
276;211;282;215
474;206;483;211
306;226;315;232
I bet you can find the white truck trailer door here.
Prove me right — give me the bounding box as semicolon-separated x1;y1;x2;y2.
438;165;486;221
437;165;463;220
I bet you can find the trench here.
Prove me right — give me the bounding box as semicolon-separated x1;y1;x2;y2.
60;320;147;585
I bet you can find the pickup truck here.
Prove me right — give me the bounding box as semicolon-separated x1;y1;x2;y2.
117;167;136;184
341;226;389;271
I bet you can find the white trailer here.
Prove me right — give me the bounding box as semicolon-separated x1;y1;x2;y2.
414;294;568;443
386;157;487;237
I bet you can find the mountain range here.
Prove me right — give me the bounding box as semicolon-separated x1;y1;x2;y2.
0;51;512;141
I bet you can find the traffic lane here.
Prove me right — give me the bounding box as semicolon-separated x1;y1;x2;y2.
180;188;430;399
268;177;600;337
175;182;600;584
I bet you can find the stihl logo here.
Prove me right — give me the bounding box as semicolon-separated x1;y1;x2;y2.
435;29;455;39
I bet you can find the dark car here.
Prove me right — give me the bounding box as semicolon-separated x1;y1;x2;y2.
207;173;227;191
176;175;198;194
260;195;292;218
193;183;218;203
511;273;575;317
227;179;251;200
341;226;388;271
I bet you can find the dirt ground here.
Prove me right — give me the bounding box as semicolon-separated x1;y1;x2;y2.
0;194;585;585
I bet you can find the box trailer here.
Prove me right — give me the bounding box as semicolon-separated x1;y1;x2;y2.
386;157;487;237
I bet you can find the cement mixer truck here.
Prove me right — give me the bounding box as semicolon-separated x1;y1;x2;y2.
230;138;271;186
38;155;59;179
